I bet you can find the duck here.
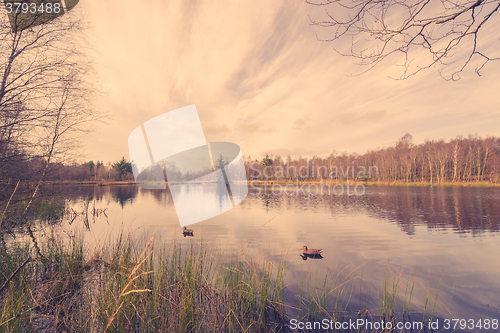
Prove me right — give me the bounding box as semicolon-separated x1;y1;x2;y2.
182;226;194;236
300;245;322;255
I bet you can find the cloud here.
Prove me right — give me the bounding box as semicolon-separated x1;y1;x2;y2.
79;0;500;162
200;121;230;139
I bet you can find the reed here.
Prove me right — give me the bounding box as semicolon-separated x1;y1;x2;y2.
0;234;288;332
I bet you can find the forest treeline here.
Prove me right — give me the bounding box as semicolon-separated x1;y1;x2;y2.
2;134;500;192
0;156;133;186
245;134;500;184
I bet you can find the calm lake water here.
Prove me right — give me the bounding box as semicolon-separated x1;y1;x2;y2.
24;184;500;332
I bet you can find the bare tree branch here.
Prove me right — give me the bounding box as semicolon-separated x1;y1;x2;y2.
307;0;500;79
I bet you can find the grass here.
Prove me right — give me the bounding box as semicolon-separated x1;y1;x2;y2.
0;233;448;333
0;233;288;332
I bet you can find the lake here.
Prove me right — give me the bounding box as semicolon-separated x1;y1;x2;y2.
23;184;500;332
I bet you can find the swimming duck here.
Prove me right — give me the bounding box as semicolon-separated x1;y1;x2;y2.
182;226;194;235
300;245;322;255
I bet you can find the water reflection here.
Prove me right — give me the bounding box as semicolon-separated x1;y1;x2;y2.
299;254;323;260
17;184;499;332
361;187;500;234
251;185;500;234
110;186;138;207
36;185;500;233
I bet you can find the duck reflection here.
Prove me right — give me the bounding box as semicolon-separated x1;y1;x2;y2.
300;253;324;260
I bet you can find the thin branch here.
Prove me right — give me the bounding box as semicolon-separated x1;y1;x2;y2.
0;256;31;293
307;0;500;79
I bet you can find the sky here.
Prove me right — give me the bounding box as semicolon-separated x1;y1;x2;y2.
76;0;500;164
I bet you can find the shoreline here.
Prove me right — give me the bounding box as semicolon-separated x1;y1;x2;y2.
247;180;500;188
3;179;499;188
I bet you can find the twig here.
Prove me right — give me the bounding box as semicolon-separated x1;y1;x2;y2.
0;180;20;229
0;257;31;293
27;225;43;258
242;216;276;255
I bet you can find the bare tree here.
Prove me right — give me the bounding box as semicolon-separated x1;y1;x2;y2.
0;4;97;182
22;71;94;218
307;0;500;79
0;3;98;243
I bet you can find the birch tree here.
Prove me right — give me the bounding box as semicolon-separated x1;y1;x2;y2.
0;3;96;183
